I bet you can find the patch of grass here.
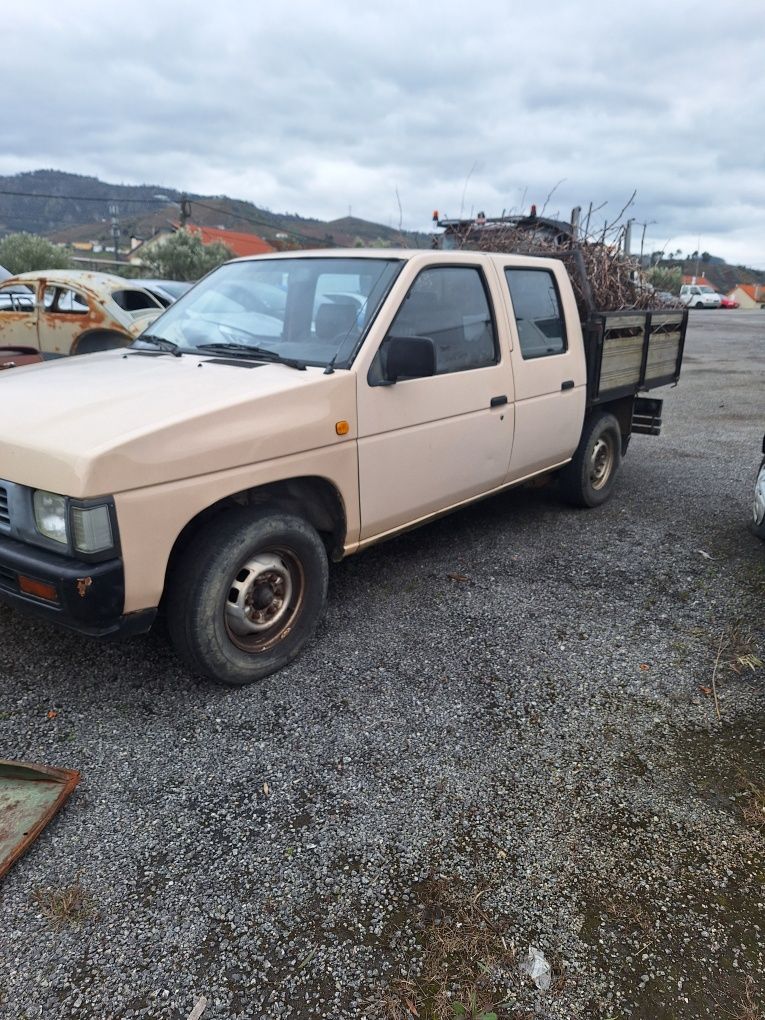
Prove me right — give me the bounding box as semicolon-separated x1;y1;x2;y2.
717;622;763;676
737;774;765;831
32;878;97;928
599;893;653;936
717;975;763;1020
385;877;521;1020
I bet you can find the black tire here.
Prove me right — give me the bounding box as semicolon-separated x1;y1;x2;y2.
165;507;328;686
74;331;127;355
752;459;765;541
559;412;622;508
694;301;704;309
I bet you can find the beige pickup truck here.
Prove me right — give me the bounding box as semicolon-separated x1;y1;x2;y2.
0;250;686;685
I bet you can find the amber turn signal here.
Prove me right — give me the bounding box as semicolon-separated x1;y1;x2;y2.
18;576;59;603
335;420;350;436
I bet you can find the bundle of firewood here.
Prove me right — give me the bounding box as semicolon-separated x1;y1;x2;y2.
448;223;681;317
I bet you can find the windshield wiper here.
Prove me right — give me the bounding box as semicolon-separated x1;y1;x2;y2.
195;342;306;371
132;334;182;357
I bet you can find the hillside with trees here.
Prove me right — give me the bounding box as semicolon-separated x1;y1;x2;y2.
0;169;425;251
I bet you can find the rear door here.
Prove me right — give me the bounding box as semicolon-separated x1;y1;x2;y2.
356;262;514;541
499;265;586;479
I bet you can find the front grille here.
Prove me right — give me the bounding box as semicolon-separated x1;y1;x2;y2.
0;486;9;530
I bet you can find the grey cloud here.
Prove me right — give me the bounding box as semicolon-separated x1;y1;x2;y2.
2;0;765;264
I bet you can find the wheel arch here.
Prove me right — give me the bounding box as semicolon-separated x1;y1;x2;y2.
71;329;130;355
164;475;348;590
589;396;632;454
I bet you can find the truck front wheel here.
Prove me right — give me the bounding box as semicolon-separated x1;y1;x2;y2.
165;508;328;686
559;412;622;508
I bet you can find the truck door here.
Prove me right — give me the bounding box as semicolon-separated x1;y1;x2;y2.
356;263;514;541
500;266;587;479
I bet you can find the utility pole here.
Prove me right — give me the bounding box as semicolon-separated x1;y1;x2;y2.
639;220;656;263
109;202;120;262
570;206;582;242
623;218;634;257
179;193;191;228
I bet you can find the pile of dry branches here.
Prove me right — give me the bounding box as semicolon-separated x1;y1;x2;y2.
449;221;680;317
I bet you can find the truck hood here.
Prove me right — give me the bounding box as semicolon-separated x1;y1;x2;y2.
0;351;355;496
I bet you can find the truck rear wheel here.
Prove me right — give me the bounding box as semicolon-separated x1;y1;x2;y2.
165;508;328;686
559;412;622;508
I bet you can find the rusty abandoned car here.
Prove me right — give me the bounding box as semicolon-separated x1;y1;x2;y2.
0;270;165;357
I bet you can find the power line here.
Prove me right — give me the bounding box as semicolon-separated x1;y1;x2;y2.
0;188;331;246
0;188;173;205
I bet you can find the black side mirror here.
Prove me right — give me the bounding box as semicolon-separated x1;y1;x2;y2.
384;335;436;382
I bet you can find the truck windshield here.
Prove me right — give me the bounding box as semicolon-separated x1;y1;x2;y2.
138;257;404;369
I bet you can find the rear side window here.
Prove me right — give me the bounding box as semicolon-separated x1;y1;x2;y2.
504;269;566;359
112;289;162;312
44;286;88;314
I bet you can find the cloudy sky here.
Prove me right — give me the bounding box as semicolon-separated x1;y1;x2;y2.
4;1;765;266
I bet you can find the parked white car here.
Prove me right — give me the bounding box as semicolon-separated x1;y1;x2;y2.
679;284;722;309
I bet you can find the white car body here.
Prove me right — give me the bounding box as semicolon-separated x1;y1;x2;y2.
680;285;721;309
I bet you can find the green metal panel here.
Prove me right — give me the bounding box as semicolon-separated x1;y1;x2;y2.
0;760;80;879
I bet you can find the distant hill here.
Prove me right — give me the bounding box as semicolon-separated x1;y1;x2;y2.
665;258;765;291
0;169;427;249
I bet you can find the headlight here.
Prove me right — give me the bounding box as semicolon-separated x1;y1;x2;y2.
71;505;113;554
32;490;116;556
33;491;67;545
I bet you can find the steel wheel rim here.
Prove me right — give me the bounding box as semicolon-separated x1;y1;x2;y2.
590;435;614;491
224;548;305;653
754;464;765;526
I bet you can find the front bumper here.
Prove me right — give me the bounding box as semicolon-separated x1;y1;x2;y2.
0;533;155;638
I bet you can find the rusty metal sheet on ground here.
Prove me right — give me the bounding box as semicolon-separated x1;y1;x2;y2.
0;760;80;879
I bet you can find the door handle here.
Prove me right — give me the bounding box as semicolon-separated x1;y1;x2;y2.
490;394;508;407
561;379;575;391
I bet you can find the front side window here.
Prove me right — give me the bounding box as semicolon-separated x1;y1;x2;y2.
379;265;497;377
0;283;35;313
139;257;403;369
504;269;566;359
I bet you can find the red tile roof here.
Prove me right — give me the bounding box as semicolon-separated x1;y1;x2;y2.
682;275;715;288
736;283;765;301
186;223;274;257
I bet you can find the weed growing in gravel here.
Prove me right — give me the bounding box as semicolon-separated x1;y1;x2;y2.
384;876;534;1020
718;622;763;676
714;974;763;1020
737;774;765;831
32;878;97;928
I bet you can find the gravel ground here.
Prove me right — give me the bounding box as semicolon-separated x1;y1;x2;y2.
0;309;763;1020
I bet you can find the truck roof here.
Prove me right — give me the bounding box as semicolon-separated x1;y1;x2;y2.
229;248;565;267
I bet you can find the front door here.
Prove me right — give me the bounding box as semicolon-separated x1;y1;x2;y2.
37;284;91;356
357;264;514;541
0;281;39;350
